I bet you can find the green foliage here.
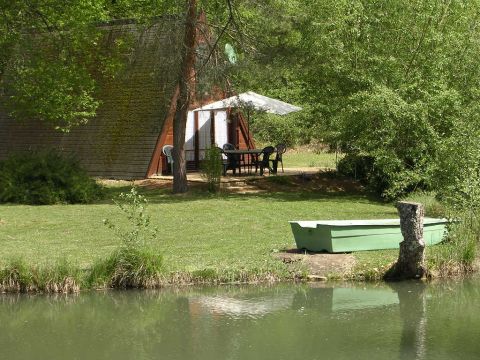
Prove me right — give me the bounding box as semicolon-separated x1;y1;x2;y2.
201;147;223;193
103;187;159;250
251;113;299;147
237;0;480;200
0;1;112;130
433;117;480;212
99;187;163;288
0;0;186;130
5;54;100;130
337;153;411;198
0;151;103;205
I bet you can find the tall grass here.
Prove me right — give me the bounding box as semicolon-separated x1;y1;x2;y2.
427;214;479;276
0;258;80;293
400;191;446;218
87;247;163;289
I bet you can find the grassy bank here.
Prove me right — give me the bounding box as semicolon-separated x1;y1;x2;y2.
1;177;477;292
0;177;396;291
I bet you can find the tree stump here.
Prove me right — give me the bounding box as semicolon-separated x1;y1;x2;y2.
384;201;426;280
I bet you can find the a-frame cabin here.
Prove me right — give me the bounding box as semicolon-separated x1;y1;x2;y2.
0;16;253;179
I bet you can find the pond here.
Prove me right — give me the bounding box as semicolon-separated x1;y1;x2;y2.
1;279;479;360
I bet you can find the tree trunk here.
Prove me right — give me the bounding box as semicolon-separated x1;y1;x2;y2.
173;0;198;194
384;201;426;280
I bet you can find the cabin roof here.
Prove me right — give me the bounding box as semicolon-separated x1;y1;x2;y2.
0;19;184;179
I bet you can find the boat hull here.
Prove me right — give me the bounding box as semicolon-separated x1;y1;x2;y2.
289;218;447;253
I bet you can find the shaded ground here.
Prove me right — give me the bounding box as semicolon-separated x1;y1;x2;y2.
275;250;356;279
100;169;365;195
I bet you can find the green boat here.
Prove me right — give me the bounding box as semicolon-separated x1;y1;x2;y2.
289;218;448;253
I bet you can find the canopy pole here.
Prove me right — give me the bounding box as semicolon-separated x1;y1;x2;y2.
247;107;250;150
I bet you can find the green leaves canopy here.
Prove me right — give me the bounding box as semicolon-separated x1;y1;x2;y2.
297;0;480;198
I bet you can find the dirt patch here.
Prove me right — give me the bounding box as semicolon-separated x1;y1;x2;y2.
275;249;356;278
98;170;364;195
248;171;364;194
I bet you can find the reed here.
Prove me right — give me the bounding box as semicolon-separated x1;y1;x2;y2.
0;258;80;293
87;247;163;289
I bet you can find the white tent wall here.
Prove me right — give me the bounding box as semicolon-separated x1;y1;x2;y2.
185;111;195;161
197;111;211;159
213;110;228;149
184;110;229;162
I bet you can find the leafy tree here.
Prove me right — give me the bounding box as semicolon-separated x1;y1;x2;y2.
0;0;112;130
292;0;480;198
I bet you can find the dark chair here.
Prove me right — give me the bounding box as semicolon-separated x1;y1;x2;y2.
222;144;241;175
272;143;287;174
222;143;236;151
257;146;275;176
162;145;174;174
215;147;229;176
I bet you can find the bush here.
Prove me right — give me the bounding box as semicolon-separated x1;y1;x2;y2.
201;147;223;193
337;154;375;182
337;153;428;199
333;85;453;199
337;154;393;196
0;150;103;204
433;118;480;212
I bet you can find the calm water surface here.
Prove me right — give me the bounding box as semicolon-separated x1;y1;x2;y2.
1;279;479;360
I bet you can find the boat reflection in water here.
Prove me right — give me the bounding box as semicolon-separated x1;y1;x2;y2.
1;280;479;360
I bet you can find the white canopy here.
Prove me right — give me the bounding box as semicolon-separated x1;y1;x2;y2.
194;91;302;115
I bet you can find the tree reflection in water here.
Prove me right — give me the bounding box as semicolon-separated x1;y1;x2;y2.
0;280;479;360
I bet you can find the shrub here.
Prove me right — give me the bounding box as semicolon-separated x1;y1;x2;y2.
337;153;428;199
337;154;393;196
201;147;223;193
0;150;103;205
96;187;163;288
337;154;375;183
333;85;455;199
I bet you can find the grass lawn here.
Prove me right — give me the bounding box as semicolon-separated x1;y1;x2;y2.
283;147;343;169
0;184;397;280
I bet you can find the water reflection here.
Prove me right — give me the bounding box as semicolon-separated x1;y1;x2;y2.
190;287;295;319
0;280;479;360
390;282;428;360
291;285;400;313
